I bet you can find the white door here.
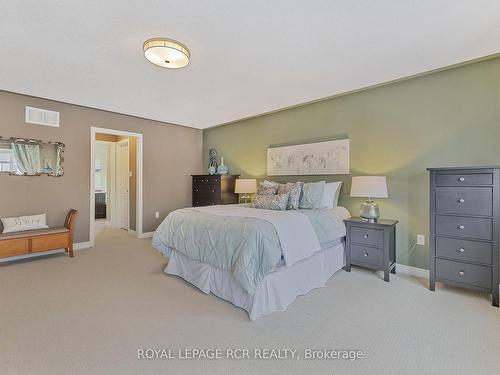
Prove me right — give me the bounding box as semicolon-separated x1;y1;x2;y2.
116;139;130;230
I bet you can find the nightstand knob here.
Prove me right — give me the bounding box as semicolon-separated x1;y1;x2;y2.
459;177;465;182
458;198;465;203
363;234;369;239
363;253;368;257
458;270;465;276
458;225;465;230
459;248;465;253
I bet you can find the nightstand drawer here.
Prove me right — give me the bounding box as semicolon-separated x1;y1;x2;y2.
350;244;384;268
435;173;492;186
435;258;492;289
436;237;492;265
351;227;384;248
436;215;492;241
435;186;492;216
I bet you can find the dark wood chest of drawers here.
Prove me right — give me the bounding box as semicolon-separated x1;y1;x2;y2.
428;167;499;307
191;174;239;207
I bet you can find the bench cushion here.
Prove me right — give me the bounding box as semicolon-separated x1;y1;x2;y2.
0;227;69;240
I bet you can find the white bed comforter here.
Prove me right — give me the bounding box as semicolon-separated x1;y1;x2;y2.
194;205;321;267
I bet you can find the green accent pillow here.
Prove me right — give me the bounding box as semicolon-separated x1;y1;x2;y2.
300;181;326;209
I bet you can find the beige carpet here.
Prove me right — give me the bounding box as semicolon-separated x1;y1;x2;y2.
1;229;499;375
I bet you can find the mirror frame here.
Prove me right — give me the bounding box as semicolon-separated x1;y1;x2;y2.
0;136;65;177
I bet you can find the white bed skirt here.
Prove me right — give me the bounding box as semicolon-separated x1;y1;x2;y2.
165;242;345;320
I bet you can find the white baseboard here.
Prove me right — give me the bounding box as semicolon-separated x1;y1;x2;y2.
139;231;154;239
395;263;429;279
0;241;92;263
74;241;92;250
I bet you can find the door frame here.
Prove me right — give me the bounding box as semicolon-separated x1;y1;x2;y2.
90;127;144;247
95;140;116;226
115;138;130;231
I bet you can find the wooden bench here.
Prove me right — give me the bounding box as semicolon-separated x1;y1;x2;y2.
0;209;77;259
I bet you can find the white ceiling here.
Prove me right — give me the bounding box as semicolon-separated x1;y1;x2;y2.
1;1;500;129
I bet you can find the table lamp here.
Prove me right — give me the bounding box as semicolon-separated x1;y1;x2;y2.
350;176;388;222
235;179;257;204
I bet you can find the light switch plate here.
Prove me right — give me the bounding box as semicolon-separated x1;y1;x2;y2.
155;211;160;219
417;234;425;246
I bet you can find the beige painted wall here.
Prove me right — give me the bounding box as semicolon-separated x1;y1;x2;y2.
204;57;500;270
0;91;202;243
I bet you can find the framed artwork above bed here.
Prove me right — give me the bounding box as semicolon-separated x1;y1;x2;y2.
267;139;350;176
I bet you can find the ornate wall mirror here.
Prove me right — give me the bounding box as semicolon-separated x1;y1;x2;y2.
0;137;65;176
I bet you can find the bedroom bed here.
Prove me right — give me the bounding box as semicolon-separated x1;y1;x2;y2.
152;203;350;320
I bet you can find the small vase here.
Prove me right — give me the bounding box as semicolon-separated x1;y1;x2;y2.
208;166;216;175
217;157;229;175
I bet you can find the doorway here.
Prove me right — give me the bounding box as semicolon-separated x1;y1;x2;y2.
90;127;143;247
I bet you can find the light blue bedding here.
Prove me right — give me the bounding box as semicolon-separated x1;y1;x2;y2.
152;206;347;294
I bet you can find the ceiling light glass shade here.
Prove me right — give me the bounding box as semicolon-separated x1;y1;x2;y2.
143;38;190;69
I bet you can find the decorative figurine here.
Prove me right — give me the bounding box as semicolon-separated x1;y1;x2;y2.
208;148;218;175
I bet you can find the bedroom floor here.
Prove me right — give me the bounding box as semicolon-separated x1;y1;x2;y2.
0;230;499;375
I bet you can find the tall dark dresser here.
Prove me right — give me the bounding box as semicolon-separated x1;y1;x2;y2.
428;167;499;307
191;174;239;207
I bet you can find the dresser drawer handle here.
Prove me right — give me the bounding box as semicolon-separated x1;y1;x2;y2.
458;198;465;203
196;189;199;192
458;270;465;276
458;248;465;253
212;189;215;193
363;234;369;239
363;253;368;257
458;225;465;230
215;179;219;182
458;177;465;182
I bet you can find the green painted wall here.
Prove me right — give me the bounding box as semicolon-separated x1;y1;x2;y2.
203;57;500;269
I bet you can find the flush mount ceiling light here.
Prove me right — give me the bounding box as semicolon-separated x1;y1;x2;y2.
143;37;190;69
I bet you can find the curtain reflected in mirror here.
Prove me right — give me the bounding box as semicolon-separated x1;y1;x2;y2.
0;137;64;176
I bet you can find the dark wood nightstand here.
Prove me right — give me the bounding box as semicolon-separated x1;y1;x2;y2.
344;217;398;282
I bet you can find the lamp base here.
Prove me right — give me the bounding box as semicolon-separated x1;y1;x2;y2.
239;194;251;204
360;200;380;222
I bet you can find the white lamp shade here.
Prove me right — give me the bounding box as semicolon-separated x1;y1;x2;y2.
350;176;388;198
235;179;257;194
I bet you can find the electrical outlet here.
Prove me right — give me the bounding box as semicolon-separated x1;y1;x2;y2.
417;234;425;246
155;211;160;219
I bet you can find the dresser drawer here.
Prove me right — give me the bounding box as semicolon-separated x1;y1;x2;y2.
0;238;29;258
193;198;220;207
350;244;384;268
436;237;492;265
350;227;384;248
435;258;492;289
435;186;492;216
435;173;492;186
193;184;221;197
436;215;492;241
192;176;221;185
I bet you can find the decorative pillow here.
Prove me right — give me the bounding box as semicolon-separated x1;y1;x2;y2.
1;213;49;234
321;181;343;209
252;193;289;211
256;180;280;195
277;182;304;210
300;181;326;209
